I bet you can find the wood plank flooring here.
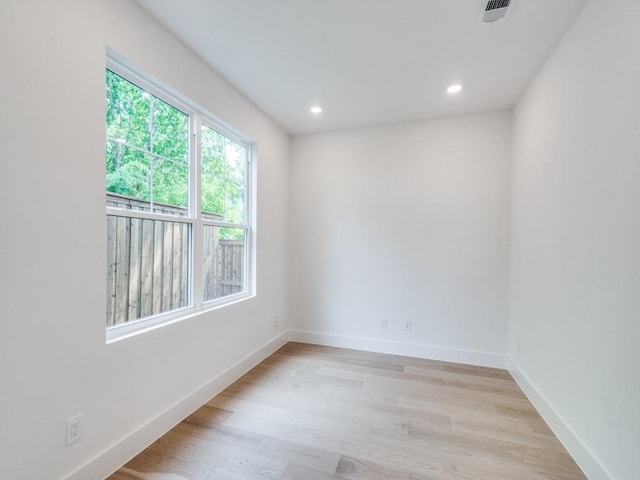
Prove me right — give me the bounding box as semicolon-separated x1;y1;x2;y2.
108;342;587;480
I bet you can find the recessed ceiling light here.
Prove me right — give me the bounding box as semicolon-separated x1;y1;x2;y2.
447;84;463;94
310;105;323;114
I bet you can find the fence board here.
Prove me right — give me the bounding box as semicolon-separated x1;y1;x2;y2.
203;226;211;300
172;223;182;309
114;216;130;324
128;217;142;320
182;223;189;304
162;222;173;311
106;215;117;326
140;219;154;318
219;240;226;297
152;221;164;315
231;245;241;289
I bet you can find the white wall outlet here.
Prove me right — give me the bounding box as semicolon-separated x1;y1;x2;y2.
66;413;82;445
404;321;412;332
380;317;388;330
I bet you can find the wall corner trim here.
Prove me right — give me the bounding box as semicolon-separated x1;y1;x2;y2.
65;331;289;480
507;357;614;480
289;330;507;369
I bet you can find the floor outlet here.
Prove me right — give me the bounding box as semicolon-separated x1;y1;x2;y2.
380;317;388;330
66;414;82;445
404;321;412;332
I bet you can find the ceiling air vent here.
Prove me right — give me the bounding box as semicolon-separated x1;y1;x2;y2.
479;0;514;24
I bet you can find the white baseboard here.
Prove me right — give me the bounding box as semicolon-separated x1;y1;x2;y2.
288;330;507;369
507;357;613;480
68;331;612;480
65;331;289;480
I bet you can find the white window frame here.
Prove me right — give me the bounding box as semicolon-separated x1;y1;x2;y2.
106;50;254;343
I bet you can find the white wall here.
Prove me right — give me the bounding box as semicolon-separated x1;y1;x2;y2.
0;1;290;479
509;1;640;479
290;112;512;366
4;0;636;478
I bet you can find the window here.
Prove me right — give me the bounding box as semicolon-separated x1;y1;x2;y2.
105;54;252;339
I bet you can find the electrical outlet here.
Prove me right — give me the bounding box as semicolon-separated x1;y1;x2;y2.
404;321;412;332
380;317;388;330
66;414;82;445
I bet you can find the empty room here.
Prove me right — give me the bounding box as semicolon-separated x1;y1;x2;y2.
1;0;638;479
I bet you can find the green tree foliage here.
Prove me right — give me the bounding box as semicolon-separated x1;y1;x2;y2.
106;70;189;208
106;70;246;238
201;124;246;225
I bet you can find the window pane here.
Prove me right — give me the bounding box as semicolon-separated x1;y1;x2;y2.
107;215;191;326
106;141;151;202
224;180;244;224
106;70;150;152
201;126;225;176
225;141;246;185
201;173;225;219
106;69;189;214
201;124;246;223
151;98;189;159
152;155;188;213
203;226;246;302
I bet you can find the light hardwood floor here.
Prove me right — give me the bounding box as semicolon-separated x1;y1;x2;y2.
108;342;587;480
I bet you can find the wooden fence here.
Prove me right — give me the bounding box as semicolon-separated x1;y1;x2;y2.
203;230;244;301
106;194;245;326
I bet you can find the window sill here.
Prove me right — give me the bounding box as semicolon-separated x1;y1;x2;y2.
106;292;254;344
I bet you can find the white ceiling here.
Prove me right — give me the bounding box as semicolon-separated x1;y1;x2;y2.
135;0;588;135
